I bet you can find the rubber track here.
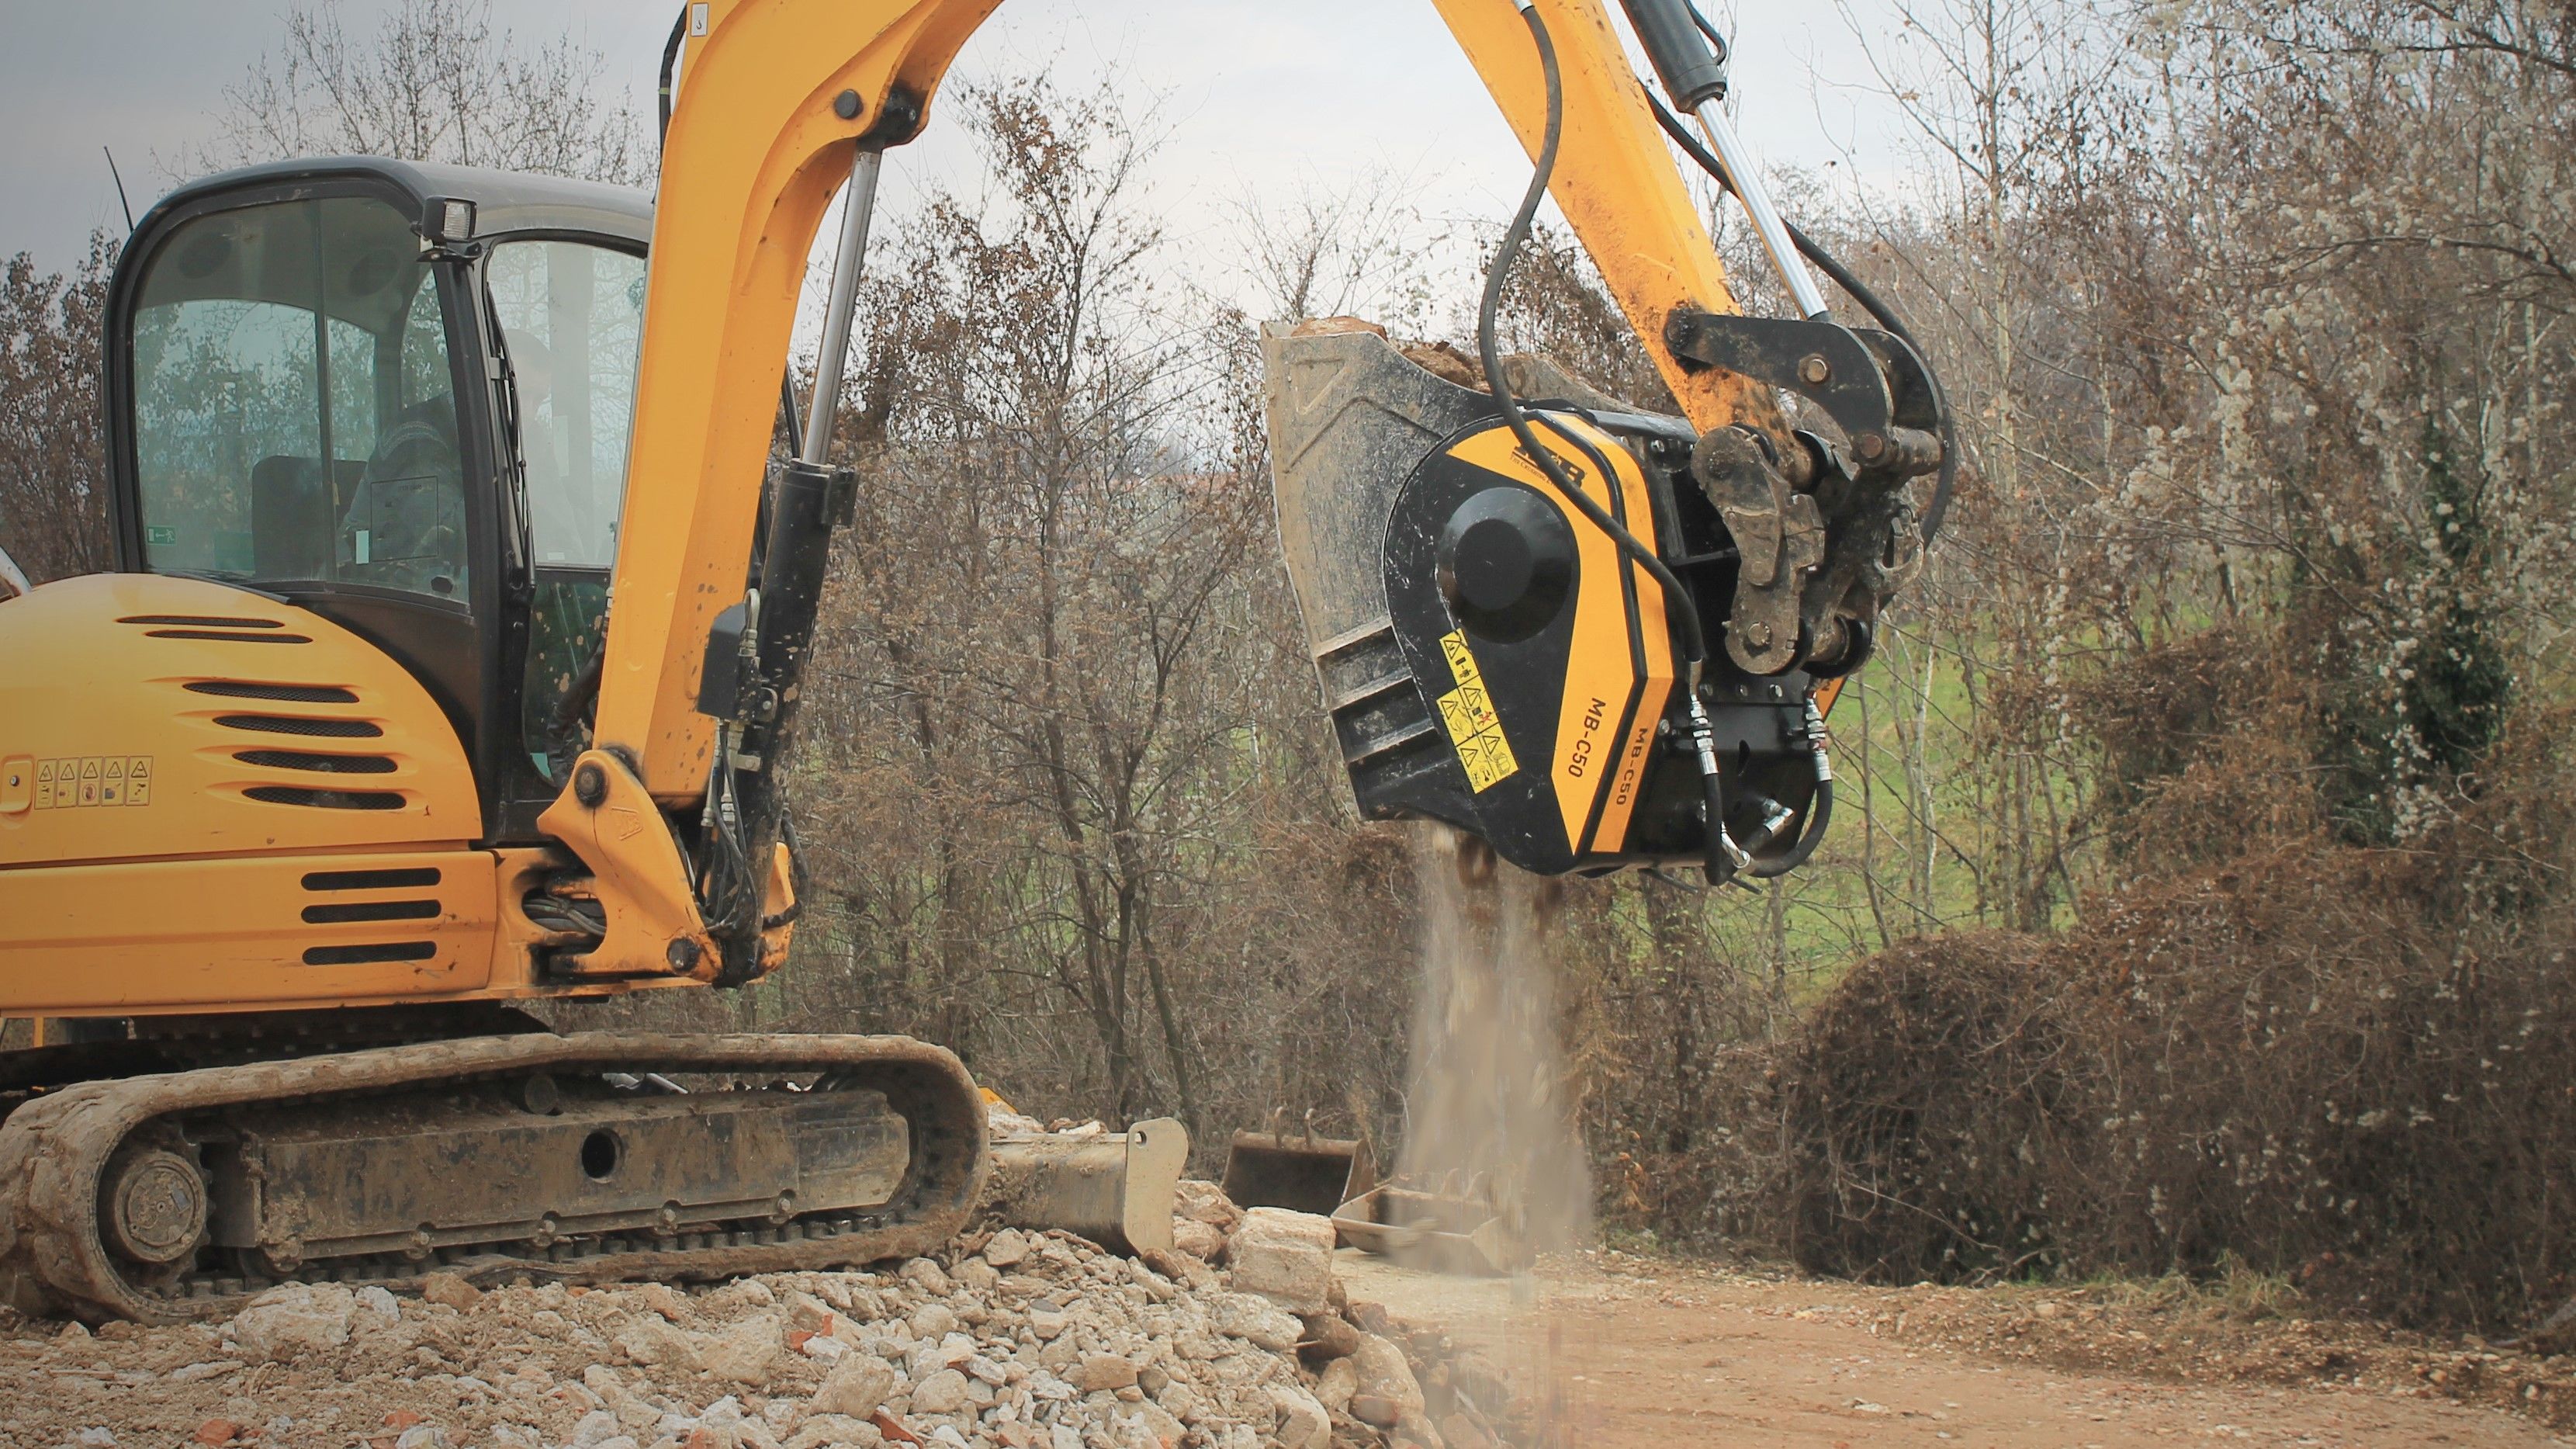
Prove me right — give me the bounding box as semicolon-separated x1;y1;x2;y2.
0;1031;988;1323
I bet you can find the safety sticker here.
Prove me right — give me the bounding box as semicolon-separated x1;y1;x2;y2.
1434;630;1518;792
35;756;151;809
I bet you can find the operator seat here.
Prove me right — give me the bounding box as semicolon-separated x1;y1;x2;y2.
338;397;468;600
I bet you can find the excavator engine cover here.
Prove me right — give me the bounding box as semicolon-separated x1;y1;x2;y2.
1263;324;1829;877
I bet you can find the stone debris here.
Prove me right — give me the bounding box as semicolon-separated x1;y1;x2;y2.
1224;1211;1338;1316
424;1274;486;1312
0;1177;1530;1449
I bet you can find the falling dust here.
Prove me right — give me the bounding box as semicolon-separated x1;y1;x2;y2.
1398;821;1592;1440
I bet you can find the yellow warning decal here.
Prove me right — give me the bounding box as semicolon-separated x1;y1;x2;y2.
1435;630;1519;792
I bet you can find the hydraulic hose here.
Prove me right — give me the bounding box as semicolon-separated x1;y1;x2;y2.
1487;0;1754;882
656;8;687;156
1745;768;1833;878
1748;778;1831;876
1479;2;1706;670
1747;699;1834;877
1643;89;1958;546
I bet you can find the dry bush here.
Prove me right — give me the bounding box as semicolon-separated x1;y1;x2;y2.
1774;930;2083;1282
1558;875;1783;1248
2058;626;2326;871
1774;721;2576;1330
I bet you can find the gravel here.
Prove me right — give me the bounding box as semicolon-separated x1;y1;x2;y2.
0;1186;1524;1449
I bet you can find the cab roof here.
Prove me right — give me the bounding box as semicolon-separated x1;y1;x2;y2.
142;156;654;247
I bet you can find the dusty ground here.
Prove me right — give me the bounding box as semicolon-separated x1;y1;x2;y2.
1340;1248;2576;1447
13;1219;2576;1447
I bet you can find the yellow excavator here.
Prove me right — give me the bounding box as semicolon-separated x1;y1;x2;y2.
0;0;1943;1321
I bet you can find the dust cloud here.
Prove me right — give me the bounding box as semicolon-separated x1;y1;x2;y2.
1397;823;1594;1267
1395;823;1593;1442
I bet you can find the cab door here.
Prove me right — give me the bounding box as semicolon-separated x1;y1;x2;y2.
477;235;650;839
113;185;497;837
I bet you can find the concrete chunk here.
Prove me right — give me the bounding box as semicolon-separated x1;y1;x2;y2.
1224;1206;1338;1313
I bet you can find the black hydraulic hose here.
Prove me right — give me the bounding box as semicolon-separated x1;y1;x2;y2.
1644;89;1958;546
1488;2;1751;883
1747;778;1831;878
656;6;687;157
1687;1;1727;52
1747;699;1835;876
1695;750;1736;882
1479;3;1708;670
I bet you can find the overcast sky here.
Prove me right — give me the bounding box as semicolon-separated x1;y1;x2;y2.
0;1;1923;302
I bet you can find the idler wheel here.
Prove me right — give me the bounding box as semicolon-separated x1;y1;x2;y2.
102;1142;207;1267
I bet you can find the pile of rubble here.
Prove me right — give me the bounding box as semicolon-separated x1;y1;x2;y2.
1;1184;1525;1449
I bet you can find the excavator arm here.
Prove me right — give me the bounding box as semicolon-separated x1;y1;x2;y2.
552;0;1943;982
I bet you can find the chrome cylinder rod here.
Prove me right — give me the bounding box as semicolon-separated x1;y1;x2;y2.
800;145;885;466
1690;100;1832;321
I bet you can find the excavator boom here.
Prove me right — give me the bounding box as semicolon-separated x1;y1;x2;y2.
569;0;1937;978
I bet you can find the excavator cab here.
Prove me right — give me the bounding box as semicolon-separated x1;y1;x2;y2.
105;159;649;843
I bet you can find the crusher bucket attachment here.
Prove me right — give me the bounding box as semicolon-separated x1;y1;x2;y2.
1221;1114;1379;1218
1261;320;1934;880
985;1118;1189;1258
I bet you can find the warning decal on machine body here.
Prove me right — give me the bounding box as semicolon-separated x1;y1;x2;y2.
1434;629;1519;792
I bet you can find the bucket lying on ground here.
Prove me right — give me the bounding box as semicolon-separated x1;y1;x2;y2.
986;1117;1189;1258
1220;1122;1379;1218
1331;1179;1525;1277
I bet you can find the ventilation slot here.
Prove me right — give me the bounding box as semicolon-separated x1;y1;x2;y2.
187;681;359;704
120;614;284;629
215;714;383;738
245;785;405;811
303;942;438;966
301;900;439;924
304;867;441;891
237;749;396;775
145;629;312;644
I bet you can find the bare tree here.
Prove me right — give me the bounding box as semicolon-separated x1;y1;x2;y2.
767;75;1417;1142
1227;168;1448;332
0;237;118;583
208;0;649;182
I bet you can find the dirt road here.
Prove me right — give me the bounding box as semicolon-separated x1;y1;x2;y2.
1340;1251;2568;1447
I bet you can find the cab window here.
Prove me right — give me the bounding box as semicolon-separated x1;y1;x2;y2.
130;195;468;603
484;239;646;568
484;238;645;771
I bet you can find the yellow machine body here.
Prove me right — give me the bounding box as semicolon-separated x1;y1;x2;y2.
594;0;1778;807
0;574;688;1014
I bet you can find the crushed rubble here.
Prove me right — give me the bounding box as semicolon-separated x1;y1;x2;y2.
0;1184;1531;1449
